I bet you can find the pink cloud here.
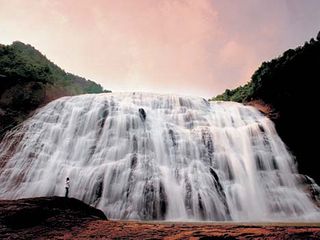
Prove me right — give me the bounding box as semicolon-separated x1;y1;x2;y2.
1;0;319;97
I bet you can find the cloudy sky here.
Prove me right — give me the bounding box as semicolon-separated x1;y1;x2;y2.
1;0;320;97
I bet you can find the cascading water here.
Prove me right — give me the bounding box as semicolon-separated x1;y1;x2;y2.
0;93;319;221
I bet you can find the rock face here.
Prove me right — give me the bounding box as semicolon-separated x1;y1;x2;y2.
247;99;320;185
247;100;279;120
0;197;106;239
139;107;146;121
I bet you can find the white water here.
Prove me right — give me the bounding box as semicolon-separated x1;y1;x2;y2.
0;93;319;221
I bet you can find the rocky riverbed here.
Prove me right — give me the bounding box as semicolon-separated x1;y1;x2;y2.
63;220;320;239
1;197;320;239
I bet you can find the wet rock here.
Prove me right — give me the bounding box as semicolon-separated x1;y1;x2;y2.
126;155;138;198
197;193;206;220
209;168;230;218
209;168;223;193
168;129;177;146
201;130;214;164
131;154;138;169
142;181;156;219
91;178;104;204
258;124;265;133
184;177;193;216
140;181;168;220
98;107;108;130
271;157;279;170
159;182;167;219
255;154;266;171
0;197;106;238
132;135;138;152
139;108;146;121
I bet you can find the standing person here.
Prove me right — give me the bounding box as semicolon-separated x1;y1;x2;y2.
65;177;70;198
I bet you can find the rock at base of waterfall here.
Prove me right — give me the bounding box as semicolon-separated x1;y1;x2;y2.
0;197;320;239
139;108;146;121
0;196;107;238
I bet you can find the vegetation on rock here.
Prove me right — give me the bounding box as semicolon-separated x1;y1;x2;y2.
0;41;111;137
212;34;320;103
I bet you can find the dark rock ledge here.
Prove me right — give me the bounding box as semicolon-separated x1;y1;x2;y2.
0;196;107;239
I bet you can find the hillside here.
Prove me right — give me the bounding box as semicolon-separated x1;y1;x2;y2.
211;32;320;183
0;41;111;137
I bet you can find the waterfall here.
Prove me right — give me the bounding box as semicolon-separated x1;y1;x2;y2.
0;93;319;221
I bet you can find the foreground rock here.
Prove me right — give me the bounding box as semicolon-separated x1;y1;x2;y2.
63;221;320;240
1;197;320;239
0;197;106;239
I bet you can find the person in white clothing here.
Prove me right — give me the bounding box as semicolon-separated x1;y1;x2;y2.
65;177;70;198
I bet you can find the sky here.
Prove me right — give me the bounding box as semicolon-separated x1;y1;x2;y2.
1;0;320;98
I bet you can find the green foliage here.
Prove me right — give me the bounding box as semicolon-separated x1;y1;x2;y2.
84;81;106;93
212;83;254;102
0;43;51;83
0;41;109;94
211;32;320;106
0;41;111;137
